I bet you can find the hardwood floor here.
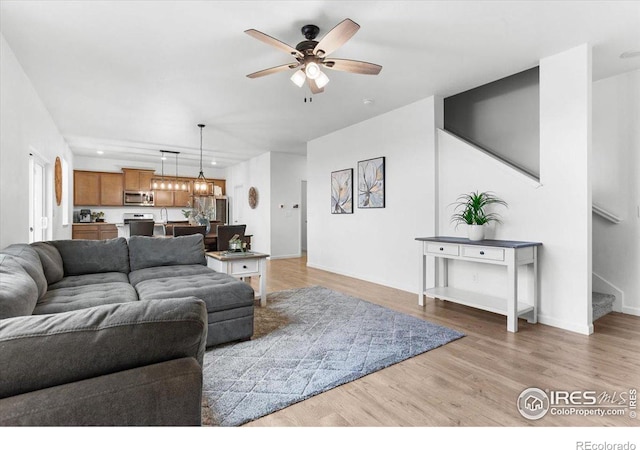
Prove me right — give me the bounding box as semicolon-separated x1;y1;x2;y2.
242;254;640;427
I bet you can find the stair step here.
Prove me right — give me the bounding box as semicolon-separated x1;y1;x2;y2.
592;292;615;321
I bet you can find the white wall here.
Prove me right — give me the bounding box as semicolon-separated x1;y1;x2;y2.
592;69;640;315
307;97;440;293
270;152;306;258
0;34;74;247
225;152;271;254
438;44;593;334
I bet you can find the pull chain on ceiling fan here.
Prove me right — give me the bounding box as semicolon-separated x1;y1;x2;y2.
245;18;382;94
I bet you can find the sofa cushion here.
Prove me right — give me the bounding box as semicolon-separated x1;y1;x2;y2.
33;282;138;315
0;255;38;319
49;272;130;290
134;267;255;313
1;244;47;298
128;264;213;288
0;298;207;399
51;237;130;276
30;242;64;285
128;235;206;271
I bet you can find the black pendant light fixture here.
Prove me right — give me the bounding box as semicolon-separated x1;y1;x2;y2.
152;150;187;191
193;123;212;195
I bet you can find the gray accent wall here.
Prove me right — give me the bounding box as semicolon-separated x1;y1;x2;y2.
444;67;540;178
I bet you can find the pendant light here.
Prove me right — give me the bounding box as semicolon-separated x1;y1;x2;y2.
194;123;212;194
153;152;167;189
152;150;187;191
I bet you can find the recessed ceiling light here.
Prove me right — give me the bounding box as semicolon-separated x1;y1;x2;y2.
620;50;640;59
96;150;104;155
211;161;217;165
363;98;375;105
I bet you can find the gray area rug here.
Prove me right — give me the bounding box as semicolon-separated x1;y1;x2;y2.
202;286;464;426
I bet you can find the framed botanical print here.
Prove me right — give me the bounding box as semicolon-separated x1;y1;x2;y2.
331;168;353;214
357;157;385;208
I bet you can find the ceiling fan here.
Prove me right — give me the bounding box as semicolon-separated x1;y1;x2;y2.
245;18;382;94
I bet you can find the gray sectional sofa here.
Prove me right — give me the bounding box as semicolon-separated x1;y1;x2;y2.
0;234;255;426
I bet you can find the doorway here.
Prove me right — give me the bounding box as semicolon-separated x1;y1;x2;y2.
233;184;244;225
301;180;307;252
29;153;49;243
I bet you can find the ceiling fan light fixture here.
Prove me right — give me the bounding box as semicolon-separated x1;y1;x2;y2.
290;69;306;87
315;71;330;89
305;62;321;80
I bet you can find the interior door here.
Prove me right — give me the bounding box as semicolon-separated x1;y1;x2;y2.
29;153;48;243
301;180;307;252
233;184;244;224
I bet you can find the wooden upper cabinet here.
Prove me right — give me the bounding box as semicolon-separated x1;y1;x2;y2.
154;190;174;207
74;170;122;206
100;172;123;206
123;169;154;191
174;189;191;208
74;171;100;205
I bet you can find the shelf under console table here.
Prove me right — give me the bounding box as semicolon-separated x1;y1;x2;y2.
416;236;542;332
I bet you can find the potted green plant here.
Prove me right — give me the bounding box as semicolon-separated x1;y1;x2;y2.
450;191;508;241
91;211;105;223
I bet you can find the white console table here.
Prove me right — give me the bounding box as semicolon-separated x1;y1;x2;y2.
416;237;542;332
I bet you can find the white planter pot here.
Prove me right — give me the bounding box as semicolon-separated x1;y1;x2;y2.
467;224;485;241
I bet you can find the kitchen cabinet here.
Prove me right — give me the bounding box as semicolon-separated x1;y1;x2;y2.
72;223;118;240
123;169;154;191
153;179;191;207
100;172;123;206
74;171;100;206
174;188;191;208
154;190;174;207
74;170;123;206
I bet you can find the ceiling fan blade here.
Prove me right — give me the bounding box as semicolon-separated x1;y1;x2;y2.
246;63;299;79
313;19;360;57
245;29;303;58
308;78;324;94
323;58;382;75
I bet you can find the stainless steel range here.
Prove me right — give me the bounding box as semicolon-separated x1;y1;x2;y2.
123;212;155;224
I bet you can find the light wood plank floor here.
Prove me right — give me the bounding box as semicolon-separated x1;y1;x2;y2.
242;254;639;427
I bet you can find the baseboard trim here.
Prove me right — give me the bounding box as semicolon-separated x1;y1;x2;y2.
306;262;414;294
537;313;593;335
269;253;302;260
621;305;640;316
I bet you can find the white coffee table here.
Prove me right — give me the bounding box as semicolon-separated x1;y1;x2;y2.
206;251;269;307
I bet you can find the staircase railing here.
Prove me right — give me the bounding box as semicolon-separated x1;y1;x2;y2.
592;203;622;224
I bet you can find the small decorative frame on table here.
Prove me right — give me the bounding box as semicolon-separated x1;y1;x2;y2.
330;168;353;214
358;156;385;208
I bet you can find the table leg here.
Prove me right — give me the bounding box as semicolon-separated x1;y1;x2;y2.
506;250;518;332
530;247;538;323
259;258;267;307
419;251;426;306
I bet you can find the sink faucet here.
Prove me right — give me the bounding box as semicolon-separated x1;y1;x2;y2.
160;207;168;222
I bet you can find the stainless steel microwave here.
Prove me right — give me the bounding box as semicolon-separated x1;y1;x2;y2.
123;191;154;206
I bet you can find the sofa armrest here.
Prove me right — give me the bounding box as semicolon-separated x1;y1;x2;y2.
0;297;207;399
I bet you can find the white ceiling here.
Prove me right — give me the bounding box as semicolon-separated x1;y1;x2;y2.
2;1;639;169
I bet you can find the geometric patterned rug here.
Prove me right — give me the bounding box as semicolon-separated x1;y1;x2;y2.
202;286;465;426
